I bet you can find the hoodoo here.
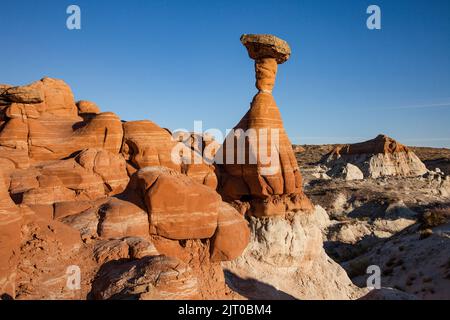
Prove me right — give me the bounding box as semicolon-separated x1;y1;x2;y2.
221;35;361;300
217;34;313;217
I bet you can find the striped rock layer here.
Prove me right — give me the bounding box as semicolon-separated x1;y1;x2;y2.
0;77;249;300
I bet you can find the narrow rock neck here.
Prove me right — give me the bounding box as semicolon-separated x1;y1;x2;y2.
255;58;278;94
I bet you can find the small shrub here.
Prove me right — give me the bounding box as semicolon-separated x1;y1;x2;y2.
420;208;450;229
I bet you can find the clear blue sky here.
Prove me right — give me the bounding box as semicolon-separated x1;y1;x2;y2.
1;0;450;147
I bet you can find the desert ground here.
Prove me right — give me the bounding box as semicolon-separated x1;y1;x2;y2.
295;144;450;299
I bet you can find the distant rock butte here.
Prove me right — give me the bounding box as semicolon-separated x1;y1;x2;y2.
323;134;428;178
329;134;409;156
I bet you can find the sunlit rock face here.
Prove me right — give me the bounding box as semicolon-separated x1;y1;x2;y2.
217;34;313;217
322;134;428;179
0;77;250;300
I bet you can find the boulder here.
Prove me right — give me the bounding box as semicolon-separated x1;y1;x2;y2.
18;159;105;206
122;120;180;170
76;148;129;195
28;112;123;161
240;34;291;64
60;198;149;240
1;85;44;104
134;167;220;240
328;163;364;181
210;203;250;262
93;237;159;264
76;100;100;114
96;198;149;239
9;150;128;207
90;255;200;300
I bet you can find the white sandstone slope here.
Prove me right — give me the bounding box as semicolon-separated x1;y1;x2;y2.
223;206;366;300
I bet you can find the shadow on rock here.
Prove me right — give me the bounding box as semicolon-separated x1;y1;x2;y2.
224;270;297;300
324;233;383;264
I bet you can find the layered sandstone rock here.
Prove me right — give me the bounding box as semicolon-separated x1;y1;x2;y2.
210;203;251;262
93;237;159;264
149;237;242;299
122;120;180;172
60;198;149;241
0;53;373;301
0;77;251;300
75;148;129;195
217;34;313;217
8;154;127;210
90;255;200;300
215;35;366;300
0;172;22;297
129;166;249;246
76;100;100;115
323;135;428;178
0;78;123;168
15;209;84;300
121;121;217;188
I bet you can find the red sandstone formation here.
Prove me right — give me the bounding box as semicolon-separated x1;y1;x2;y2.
0;172;22;296
121;120;217;188
0;77;249;300
0;35;365;301
217;34;313;217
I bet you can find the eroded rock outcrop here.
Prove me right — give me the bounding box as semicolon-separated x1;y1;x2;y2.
0;171;22;297
0;77;250;300
217;34;313;217
0;32;377;300
216;34;364;300
121;120;217;188
323;135;428;179
0;78;123;169
132;166;221;240
90;255;200;300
